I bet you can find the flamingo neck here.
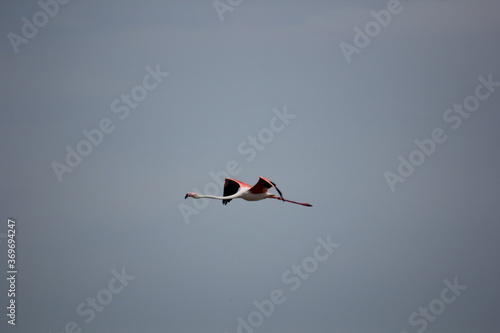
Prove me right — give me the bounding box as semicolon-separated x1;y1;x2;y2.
197;193;240;200
197;194;225;200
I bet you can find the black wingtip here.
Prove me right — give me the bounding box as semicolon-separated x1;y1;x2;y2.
271;181;284;201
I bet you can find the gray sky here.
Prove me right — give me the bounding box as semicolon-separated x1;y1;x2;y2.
1;1;500;332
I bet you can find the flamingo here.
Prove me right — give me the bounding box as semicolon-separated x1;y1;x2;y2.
185;177;312;207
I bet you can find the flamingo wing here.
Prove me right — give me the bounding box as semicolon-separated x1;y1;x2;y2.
250;177;284;201
223;178;251;205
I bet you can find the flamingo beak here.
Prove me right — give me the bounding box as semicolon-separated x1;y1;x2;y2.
184;193;189;199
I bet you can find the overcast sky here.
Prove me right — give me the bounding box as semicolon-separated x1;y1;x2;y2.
1;1;500;332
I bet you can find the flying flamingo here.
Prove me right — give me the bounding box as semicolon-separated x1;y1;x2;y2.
185;177;312;207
